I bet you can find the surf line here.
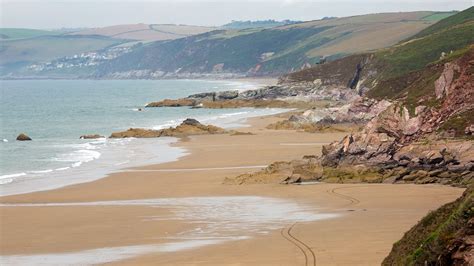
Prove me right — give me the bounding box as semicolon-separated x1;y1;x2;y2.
123;165;268;172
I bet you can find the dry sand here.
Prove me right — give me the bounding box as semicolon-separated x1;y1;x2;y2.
0;114;464;265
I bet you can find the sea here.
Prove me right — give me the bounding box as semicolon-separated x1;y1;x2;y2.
0;79;287;196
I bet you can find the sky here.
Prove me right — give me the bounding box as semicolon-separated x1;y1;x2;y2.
1;0;472;29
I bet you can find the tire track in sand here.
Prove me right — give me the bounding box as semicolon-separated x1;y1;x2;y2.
280;222;316;266
326;186;361;207
280;186;362;265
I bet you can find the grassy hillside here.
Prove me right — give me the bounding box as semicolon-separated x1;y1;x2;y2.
69;24;215;41
367;7;474;99
96;11;448;77
411;8;471;39
0;24;216;76
0;35;123;64
383;186;473;265
283;7;473;97
282;7;473;133
97;26;333;75
0;35;124;75
222;20;301;29
0;28;60;40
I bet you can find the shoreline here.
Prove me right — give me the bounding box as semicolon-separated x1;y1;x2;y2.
0;108;290;197
0;75;283;196
0;113;465;265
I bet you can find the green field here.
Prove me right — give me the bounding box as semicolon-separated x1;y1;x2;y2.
0;28;61;40
413;8;473;39
421;11;457;21
0;35;124;65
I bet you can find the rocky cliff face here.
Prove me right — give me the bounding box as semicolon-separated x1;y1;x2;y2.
278;54;376;95
225;48;474;186
321;49;474;171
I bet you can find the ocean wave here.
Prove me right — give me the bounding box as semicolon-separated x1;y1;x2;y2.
29;169;54;174
72;162;83;168
152;120;180;130
54;149;101;162
61;142;98;150
0;173;26;185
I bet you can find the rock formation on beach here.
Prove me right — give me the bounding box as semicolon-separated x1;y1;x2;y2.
225;8;474;187
79;134;104;139
145;80;358;109
109;118;226;138
225;49;474;186
16;133;32;141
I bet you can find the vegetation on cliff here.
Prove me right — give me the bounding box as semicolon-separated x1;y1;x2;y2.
383;186;473;265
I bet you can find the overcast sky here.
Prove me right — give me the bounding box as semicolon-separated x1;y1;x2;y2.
1;0;472;29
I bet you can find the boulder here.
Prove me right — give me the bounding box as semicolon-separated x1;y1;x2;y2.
428;169;444;177
465;124;474;135
188;92;216;101
426;150;444;165
402;173;418;181
182;118;201;126
280;174;302;184
382;175;399;184
216;90;239;100
437;171;454;179
16;133;32;141
313;79;322;87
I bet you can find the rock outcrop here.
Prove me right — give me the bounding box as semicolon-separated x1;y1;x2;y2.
279;54;375;95
321;50;474;170
146;98;196;107
227;50;474;186
224;156;323;185
145;80;360;109
110;119;226;138
225;140;473;186
79;134;104;139
266;96;391;131
16;133;32;141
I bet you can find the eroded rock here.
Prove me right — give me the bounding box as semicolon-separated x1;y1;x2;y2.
146;98;196;107
16;133;32;141
80;134;104;139
110;119;226;138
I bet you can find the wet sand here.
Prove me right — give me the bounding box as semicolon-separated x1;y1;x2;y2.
0;114;464;265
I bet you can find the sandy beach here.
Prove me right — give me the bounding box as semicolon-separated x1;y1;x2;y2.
0;114;464;265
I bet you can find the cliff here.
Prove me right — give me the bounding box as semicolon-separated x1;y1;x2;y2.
383;186;473;265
